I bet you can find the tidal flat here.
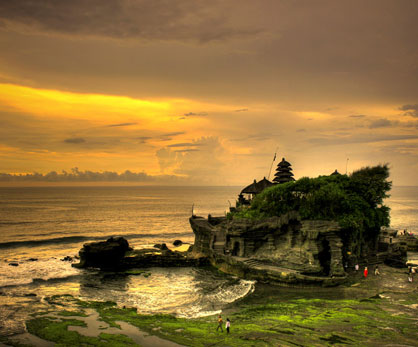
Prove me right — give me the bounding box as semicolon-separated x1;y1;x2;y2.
2;265;418;347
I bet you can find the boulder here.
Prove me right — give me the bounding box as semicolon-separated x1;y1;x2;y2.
9;262;19;266
72;237;132;269
154;243;169;251
173;240;183;246
61;256;73;262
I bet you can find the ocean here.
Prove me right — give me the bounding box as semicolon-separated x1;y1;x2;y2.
0;185;417;337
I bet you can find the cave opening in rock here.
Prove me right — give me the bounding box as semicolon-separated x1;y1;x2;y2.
318;238;331;276
232;241;240;256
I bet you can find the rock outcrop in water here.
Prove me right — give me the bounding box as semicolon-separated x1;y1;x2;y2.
72;237;132;269
73;237;208;270
190;213;347;286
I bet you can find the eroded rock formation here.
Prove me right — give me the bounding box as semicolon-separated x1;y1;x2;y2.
190;212;348;285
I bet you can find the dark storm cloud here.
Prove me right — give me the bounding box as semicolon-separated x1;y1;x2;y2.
368;118;393;129
64;137;86;144
106;122;137;127
399;104;418;118
0;0;262;42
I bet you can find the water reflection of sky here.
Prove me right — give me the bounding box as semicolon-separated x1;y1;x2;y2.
387;186;418;234
77;267;254;318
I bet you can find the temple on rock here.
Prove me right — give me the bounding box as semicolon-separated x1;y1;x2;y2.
237;157;295;207
189;161;408;286
191;156;348;286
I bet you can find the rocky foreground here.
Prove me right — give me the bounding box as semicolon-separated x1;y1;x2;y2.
2;264;417;347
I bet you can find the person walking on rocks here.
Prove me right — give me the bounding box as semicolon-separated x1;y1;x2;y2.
216;315;223;332
364;266;368;278
355;264;359;272
226;318;231;334
374;265;380;276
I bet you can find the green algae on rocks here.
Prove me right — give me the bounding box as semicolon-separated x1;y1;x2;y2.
20;289;418;347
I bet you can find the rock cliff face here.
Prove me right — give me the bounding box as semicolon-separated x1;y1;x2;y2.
190;212;346;283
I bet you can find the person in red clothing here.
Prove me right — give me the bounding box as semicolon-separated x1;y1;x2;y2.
364;266;368;278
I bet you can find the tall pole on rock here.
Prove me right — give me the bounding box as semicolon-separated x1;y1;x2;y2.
346;158;349;175
267;147;278;180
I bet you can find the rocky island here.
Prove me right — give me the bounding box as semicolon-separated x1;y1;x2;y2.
74;161;411;287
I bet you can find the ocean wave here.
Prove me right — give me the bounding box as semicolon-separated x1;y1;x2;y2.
0;258;81;288
0;221;37;226
0;236;92;249
0;232;194;249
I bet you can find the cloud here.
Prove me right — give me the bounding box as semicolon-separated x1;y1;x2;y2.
399;104;418;118
174;149;200;153
0;0;262;43
349;114;367;118
235;108;248;112
106;122;137;127
167;142;201;148
156;136;226;183
136;136;152;143
64;137;86;144
162;132;185;137
368;118;393;129
308;134;418;146
158;131;186;141
0;167;185;183
183;112;208;117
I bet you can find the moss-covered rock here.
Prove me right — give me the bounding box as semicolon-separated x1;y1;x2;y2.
22;282;418;347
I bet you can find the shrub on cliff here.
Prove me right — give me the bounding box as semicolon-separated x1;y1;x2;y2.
232;164;391;258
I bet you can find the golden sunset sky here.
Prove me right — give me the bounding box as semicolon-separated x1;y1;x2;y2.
0;0;417;185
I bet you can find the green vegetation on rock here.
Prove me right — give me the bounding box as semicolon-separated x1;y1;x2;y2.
22;288;418;347
231;165;391;259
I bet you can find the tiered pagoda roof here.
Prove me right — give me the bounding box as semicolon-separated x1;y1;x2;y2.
273;158;295;184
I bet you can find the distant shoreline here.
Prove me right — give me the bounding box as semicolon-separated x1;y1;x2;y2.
0;183;416;188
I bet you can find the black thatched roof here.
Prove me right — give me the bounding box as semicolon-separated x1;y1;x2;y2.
277;158;292;168
241;179;258;194
241;177;274;194
275;171;294;178
273;157;295;184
